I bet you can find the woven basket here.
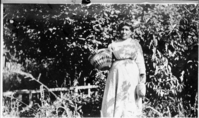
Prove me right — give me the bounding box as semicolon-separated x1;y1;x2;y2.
88;48;112;70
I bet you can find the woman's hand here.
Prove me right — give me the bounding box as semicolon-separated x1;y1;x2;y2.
140;74;146;83
137;74;146;98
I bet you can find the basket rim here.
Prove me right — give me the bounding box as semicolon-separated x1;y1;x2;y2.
88;48;111;61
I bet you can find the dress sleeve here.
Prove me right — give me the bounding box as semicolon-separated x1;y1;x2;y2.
108;43;113;51
134;40;146;75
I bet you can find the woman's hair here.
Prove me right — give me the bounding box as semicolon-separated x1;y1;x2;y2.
118;20;134;32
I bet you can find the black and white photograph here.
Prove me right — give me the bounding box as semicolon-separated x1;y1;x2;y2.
2;0;198;117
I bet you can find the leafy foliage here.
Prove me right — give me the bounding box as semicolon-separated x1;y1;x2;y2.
3;4;198;117
3;88;88;117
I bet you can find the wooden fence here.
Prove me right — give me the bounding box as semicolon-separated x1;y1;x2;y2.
2;61;99;105
3;84;98;104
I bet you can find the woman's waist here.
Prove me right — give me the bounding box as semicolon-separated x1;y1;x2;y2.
113;57;134;61
112;58;135;67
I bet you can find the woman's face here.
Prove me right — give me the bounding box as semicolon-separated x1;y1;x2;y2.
120;25;133;40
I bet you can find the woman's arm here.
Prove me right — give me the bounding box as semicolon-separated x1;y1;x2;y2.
134;40;146;83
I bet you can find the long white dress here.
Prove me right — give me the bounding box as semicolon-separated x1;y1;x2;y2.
101;38;146;118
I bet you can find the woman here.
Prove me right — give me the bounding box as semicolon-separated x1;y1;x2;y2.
101;20;146;117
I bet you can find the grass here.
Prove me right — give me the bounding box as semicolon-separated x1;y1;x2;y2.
3;70;198;117
3;70;101;117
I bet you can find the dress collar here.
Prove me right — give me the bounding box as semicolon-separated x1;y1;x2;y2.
115;38;132;42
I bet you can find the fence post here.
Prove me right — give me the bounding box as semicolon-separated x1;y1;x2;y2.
74;87;78;96
29;91;32;104
88;83;91;97
40;85;44;106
